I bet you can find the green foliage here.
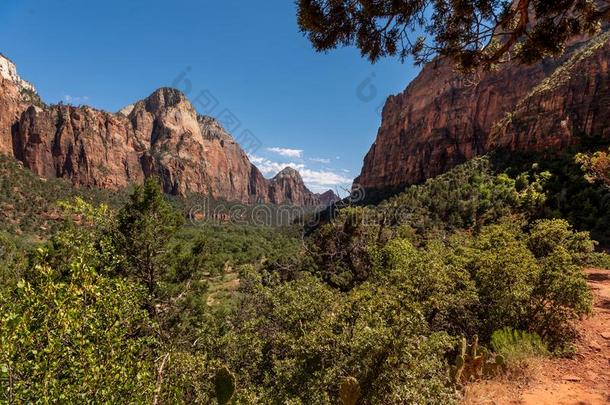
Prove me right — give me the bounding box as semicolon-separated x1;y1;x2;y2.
380;238;479;336
493;150;610;244
491;328;548;364
458;220;592;345
0;233;28;287
587;252;610;269
215;366;236;405
464;223;541;338
0;201;155;403
171;224;300;278
153;352;218;404
296;0;606;70
228;272;456;404
379;157;548;239
0;268;155;403
526;219;595;263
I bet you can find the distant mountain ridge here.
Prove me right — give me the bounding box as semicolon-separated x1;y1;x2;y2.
0;54;337;207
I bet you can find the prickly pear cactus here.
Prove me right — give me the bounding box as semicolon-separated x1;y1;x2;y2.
450;335;507;386
450;338;467;385
215;366;235;405
339;376;361;405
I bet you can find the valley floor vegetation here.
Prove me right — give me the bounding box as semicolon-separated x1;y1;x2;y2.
1;151;609;403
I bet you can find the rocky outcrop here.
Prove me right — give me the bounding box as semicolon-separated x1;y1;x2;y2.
0;60;321;206
0;54;35;93
355;31;610;194
316;189;340;206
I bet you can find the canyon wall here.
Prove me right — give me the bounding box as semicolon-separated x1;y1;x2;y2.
355;32;610;195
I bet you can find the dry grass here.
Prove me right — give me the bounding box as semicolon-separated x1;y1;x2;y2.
462;357;546;404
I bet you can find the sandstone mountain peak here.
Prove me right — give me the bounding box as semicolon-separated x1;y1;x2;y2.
267;165;321;206
275;166;301;178
140;87;191;113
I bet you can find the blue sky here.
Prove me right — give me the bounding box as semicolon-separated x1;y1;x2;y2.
0;0;421;193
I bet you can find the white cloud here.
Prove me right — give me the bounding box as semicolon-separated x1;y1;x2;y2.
63;94;89;104
266;147;303;158
299;168;352;187
248;155;304;176
248;154;352;190
309;157;331;164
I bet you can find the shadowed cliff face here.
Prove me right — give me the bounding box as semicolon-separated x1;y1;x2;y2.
355;32;610;195
0;67;337;206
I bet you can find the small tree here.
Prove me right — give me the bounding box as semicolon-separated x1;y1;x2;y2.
116;177;184;310
576;148;610;189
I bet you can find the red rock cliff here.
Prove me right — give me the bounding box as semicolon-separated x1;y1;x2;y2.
0;57;323;206
355;32;610;194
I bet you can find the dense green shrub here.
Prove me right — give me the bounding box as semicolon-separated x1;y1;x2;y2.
461;223;541;338
587;252;610;269
227;270;457;404
379;238;479;336
378;157;549;238
526;219;595;263
0;202;155;403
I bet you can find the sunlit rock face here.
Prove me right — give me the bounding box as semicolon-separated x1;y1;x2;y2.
355;33;610;195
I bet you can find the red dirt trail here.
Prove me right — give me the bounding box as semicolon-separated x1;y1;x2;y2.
465;268;610;404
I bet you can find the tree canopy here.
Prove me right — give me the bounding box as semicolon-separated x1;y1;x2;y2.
297;0;610;70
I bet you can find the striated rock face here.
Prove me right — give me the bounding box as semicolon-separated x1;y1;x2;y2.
355;32;610;194
16;104;145;189
0;64;321;206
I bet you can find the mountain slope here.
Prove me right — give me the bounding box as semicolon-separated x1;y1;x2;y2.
0;154;127;239
355;32;610;196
